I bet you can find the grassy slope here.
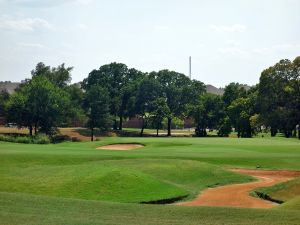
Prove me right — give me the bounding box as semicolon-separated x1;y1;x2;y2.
279;196;300;210
1;137;300;224
253;177;300;203
1;192;300;225
0;138;255;203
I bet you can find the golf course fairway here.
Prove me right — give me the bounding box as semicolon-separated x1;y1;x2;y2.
1;137;300;225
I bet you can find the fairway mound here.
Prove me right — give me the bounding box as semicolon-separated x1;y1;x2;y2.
97;144;144;151
179;169;300;209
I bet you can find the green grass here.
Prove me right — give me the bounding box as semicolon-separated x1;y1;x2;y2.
279;196;300;210
1;192;300;225
0;140;253;203
1;137;300;224
253;177;300;203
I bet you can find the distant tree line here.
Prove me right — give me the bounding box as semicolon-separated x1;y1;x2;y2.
0;56;299;140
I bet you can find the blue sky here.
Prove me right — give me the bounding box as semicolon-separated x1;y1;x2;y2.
0;0;299;87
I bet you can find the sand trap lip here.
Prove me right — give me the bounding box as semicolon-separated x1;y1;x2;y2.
178;169;300;208
97;144;144;150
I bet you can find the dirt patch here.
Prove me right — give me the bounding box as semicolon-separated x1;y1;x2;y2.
97;144;144;151
178;169;300;208
59;128;92;141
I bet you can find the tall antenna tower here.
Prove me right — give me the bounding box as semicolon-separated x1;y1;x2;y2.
189;56;192;79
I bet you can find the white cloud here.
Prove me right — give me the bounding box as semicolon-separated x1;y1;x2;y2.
75;0;93;5
154;25;170;31
18;42;45;48
0;16;53;32
218;47;247;56
226;40;240;47
1;0;93;7
252;43;300;55
210;24;247;33
78;23;88;30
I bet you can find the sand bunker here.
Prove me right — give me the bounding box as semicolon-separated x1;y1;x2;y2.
179;169;300;208
97;144;144;151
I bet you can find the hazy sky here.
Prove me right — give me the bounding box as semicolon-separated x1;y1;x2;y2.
0;0;299;87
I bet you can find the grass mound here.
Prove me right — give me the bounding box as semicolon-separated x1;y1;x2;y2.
0;155;251;203
1;137;300;224
253;177;300;203
279;196;300;210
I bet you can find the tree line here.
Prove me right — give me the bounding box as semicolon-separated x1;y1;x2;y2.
0;56;299;140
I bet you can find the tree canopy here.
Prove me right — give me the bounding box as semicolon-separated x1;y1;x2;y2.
2;56;300;140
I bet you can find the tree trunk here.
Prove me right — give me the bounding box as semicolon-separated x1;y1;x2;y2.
113;115;118;130
119;115;123;131
284;130;292;138
140;117;145;137
91;127;94;142
156;122;159;137
271;127;277;137
293;127;297;137
167;118;172;137
298;125;300;140
204;128;207;137
34;122;37;135
29;125;33;136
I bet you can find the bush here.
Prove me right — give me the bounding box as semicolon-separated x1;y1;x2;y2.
0;135;13;142
71;137;81;142
51;135;71;143
33;133;51;144
218;117;232;137
162;117;184;130
15;136;32;144
0;133;50;144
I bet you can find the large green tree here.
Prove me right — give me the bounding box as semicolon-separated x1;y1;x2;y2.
228;97;254;138
31;62;72;88
289;57;300;139
65;84;86;127
258;59;297;137
150;70;205;136
7;76;71;135
190;93;225;137
85;85;111;141
0;90;9;119
222;83;247;107
135;76;162;136
82;63;145;130
118;68;145;130
150;98;171;136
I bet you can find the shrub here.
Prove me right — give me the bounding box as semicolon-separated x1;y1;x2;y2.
0;135;13;142
15;136;32;144
218;117;232;137
33;133;51;144
71;137;81;142
162;117;184;129
51;135;71;143
0;133;50;144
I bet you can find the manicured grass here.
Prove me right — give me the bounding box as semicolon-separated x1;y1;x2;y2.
1;192;300;225
0;139;253;203
279;196;300;210
254;177;300;203
1;137;300;224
